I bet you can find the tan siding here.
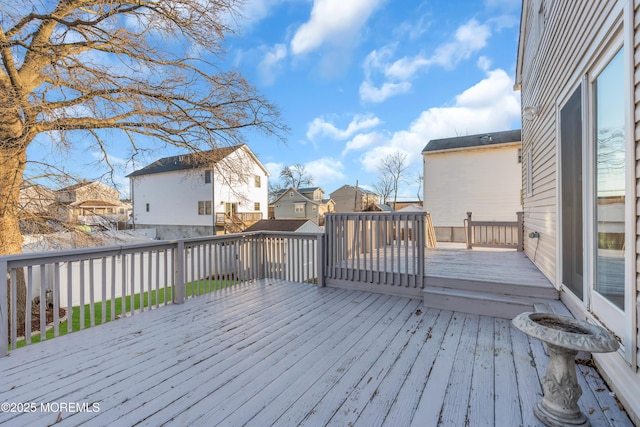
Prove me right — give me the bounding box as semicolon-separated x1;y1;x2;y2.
522;0;639;420
635;0;640;374
521;0;616;288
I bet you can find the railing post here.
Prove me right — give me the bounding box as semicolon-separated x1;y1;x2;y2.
173;240;184;304
516;211;524;252
0;258;8;357
466;212;473;249
260;233;267;279
317;233;325;287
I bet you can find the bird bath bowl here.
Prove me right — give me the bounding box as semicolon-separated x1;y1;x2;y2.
512;312;619;427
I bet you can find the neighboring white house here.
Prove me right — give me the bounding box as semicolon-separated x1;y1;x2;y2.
128;144;269;239
270;187;334;226
516;0;639;423
422;129;522;242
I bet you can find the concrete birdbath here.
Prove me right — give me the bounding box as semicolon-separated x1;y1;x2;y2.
512;312;619;427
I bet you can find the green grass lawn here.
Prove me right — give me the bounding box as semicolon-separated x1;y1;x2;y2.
12;278;238;349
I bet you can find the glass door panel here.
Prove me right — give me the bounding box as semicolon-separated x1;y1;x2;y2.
594;48;625;312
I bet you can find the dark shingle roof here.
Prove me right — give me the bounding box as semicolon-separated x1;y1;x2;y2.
127;145;242;178
297;187;321;194
422;129;521;153
244;219;312;232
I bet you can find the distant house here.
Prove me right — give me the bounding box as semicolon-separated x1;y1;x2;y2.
330;185;380;212
50;181;127;230
128;144;268;239
422;129;522;242
244;219;323;233
270;187;334;226
396;203;423;212
19;184;55;215
515;0;639;422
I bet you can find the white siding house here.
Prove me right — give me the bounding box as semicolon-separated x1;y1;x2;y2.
516;0;639;422
422;130;523;242
128;145;269;239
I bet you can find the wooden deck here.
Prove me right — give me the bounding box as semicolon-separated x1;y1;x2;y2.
0;280;631;426
425;244;552;286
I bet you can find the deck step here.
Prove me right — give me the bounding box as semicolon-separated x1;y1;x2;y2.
423;286;551;319
425;275;559;300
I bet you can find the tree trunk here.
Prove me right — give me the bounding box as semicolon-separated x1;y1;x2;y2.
1;143;28;340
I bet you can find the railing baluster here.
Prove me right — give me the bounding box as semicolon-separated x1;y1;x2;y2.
102;257;107;325
155;250;160;308
26;266;32;344
67;262;73;332
39;264;46;340
111;255;116;321
89;258;95;327
130;253;135;316
54;262;60;337
147;250;153;309
79;261;85;330
10;268;17;349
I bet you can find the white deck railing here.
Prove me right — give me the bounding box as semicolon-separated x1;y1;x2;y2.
0;231;322;355
324;212;426;297
465;211;524;251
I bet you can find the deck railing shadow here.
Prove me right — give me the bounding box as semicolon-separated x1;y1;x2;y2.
0;231;323;355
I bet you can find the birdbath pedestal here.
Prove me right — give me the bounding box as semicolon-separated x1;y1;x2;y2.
512;312;619;427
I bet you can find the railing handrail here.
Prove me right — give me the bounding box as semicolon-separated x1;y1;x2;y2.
465;211;524;251
1;230;323;356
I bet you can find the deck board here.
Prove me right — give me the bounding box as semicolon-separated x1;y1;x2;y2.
0;279;632;426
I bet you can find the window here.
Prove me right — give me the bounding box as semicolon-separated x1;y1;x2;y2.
145;203;150;212
289;191;294;198
255;175;261;188
517;148;522;163
594;48;625;311
254;202;260;211
204;170;211;184
198;201;212;215
294;203;304;213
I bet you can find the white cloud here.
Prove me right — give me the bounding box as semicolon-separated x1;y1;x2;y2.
235;0;290;29
360;19;493;104
306;114;381;141
476;56;492;72
265;161;284;178
359;80;412;104
258;43;287;85
290;0;385;55
430;19;491;69
342;131;386;155
360;68;521;171
305;157;345;186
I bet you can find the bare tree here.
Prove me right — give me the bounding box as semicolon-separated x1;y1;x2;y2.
268;181;285;203
279;164;314;189
414;172;423;202
373;173;394;206
1;0;287;333
378;151;409;209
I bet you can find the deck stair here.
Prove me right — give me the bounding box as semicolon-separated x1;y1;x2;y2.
422;254;559;319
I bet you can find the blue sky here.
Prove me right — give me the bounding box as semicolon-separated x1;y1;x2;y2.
28;0;522;201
